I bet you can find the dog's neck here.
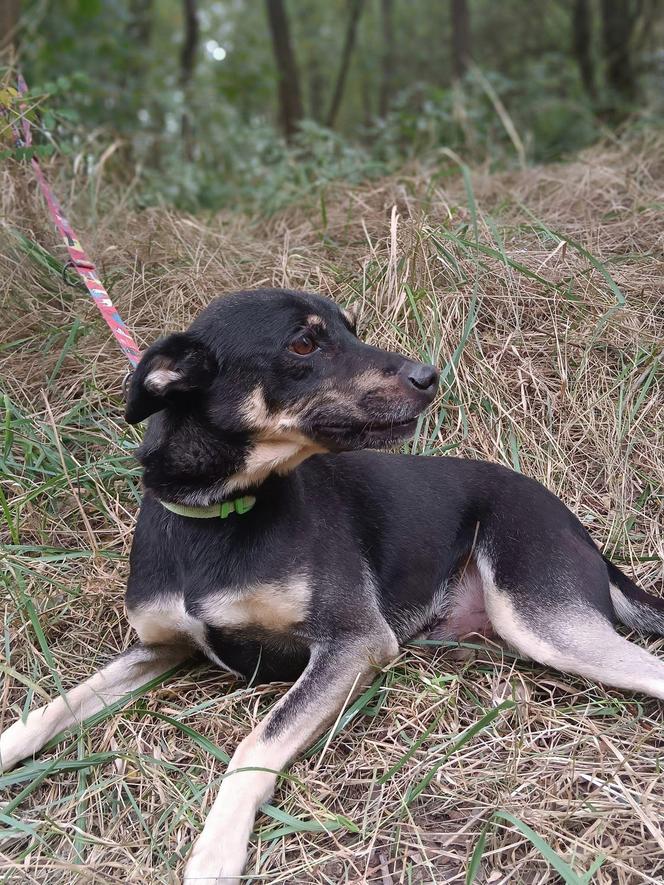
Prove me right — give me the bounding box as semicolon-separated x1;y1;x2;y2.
136;411;325;506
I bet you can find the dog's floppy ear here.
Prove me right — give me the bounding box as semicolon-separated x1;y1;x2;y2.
125;332;218;424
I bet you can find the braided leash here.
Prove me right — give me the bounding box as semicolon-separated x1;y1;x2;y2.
2;74;142;373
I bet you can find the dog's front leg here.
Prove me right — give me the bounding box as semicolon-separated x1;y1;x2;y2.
183;632;397;884
0;643;190;772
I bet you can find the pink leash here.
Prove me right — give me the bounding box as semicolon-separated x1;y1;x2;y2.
4;74;142;369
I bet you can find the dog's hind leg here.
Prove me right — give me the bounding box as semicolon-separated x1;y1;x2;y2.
477;546;664;701
0;643;189;773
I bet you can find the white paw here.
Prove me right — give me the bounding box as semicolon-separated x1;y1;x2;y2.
183;833;247;885
0;718;34;773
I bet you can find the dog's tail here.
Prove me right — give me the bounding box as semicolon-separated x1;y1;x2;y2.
605;556;664;636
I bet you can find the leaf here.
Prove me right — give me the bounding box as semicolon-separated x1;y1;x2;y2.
0;86;20;107
0;811;49;849
467;810;604;884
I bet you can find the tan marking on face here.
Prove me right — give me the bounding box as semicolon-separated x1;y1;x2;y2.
241;386;298;433
230;372;397;493
228;386;327;491
296;382;358;417
296;373;390;422
240;386;272;430
198;577;311;632
353;368;400;394
306;314;326;329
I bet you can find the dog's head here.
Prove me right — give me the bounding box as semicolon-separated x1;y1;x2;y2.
126;289;438;502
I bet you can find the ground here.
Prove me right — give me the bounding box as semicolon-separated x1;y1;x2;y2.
1;135;663;884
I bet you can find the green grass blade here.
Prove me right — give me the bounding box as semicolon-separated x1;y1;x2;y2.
495;811;584;884
406;701;514;805
259;804;359;841
378;710;445;785
466;816;493;884
139;710;230;764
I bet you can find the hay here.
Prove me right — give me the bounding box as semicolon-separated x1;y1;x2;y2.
1;133;663;883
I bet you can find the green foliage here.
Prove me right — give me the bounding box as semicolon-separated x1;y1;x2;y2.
10;0;664;212
139;117;389;212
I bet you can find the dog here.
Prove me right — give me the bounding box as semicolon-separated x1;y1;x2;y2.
2;288;663;883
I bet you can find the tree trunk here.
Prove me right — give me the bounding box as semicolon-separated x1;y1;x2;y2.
326;0;365;128
307;62;324;122
451;0;470;80
180;0;199;157
572;0;597;101
180;0;199;88
265;0;304;141
378;0;394;117
359;57;373;127
128;0;153;46
122;0;153;87
303;10;324;122
0;0;21;54
600;0;637;116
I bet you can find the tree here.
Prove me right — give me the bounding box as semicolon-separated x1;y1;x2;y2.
378;0;394;117
265;0;303;141
572;0;597;101
180;0;199;90
180;0;199;157
122;0;154;88
0;0;21;55
451;0;471;80
326;0;365;128
600;0;637;116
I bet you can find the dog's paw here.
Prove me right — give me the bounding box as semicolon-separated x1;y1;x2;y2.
183;833;246;885
0;718;32;773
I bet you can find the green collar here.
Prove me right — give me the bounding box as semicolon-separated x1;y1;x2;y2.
160;495;256;519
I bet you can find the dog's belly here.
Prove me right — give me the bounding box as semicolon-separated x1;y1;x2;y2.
421;557;496;642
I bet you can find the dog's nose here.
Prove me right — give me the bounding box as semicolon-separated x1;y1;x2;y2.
404;362;439;393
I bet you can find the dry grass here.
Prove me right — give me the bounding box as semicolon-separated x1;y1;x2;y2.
1;132;663;884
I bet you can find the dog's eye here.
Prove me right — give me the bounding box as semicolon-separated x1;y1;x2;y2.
289;334;317;356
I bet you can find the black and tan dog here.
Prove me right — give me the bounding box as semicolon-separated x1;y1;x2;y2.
2;288;663;882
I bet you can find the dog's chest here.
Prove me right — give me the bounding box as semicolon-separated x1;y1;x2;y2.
192;577;311;631
127;577;311;659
